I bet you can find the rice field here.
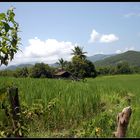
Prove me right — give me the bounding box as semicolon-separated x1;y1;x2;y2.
0;74;140;137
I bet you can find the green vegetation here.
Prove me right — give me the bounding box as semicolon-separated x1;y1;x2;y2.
1;61;140;78
0;74;140;137
95;51;140;67
29;63;54;78
0;7;20;66
96;61;140;76
0;46;97;79
87;54;114;62
56;58;68;70
0;7;140;138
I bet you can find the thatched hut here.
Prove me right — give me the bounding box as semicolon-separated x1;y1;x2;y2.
54;70;71;78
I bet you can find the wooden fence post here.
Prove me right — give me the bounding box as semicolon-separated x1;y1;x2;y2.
8;87;21;137
113;106;132;138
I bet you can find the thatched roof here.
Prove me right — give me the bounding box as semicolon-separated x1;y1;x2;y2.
54;71;70;76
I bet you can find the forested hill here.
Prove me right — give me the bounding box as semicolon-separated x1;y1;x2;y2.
87;54;115;62
94;50;140;67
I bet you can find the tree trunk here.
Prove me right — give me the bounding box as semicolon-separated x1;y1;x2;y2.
113;106;132;138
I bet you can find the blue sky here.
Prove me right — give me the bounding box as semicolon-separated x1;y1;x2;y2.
0;2;140;66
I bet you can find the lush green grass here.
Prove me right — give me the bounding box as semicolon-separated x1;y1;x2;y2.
0;74;140;137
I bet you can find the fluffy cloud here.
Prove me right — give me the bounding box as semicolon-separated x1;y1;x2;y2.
116;47;135;54
89;29;100;43
124;13;140;18
9;38;75;65
116;50;122;54
99;34;119;43
89;29;119;43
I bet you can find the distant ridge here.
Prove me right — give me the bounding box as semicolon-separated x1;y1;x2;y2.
94;50;140;67
87;54;115;62
1;50;140;70
2;63;58;71
4;64;33;70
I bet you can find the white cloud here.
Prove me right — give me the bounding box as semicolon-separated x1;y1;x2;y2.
124;47;135;52
124;12;140;18
8;38;76;65
89;29;119;43
100;34;119;43
116;50;122;54
116;47;135;54
89;29;100;43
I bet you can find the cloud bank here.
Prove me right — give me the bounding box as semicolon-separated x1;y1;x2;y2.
89;29;119;43
9;38;75;65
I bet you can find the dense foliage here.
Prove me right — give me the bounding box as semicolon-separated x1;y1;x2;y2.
0;7;20;66
0;61;140;78
0;46;97;79
29;63;54;78
97;62;140;76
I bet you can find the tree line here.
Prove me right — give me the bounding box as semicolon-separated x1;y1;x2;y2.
96;61;140;75
0;46;97;79
0;47;140;79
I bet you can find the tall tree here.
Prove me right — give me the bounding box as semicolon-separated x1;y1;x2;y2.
29;63;52;78
71;46;87;60
57;58;67;70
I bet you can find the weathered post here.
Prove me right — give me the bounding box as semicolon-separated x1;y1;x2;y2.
8;87;21;137
113;106;132;138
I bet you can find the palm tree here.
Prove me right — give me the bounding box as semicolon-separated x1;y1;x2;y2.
71;46;87;59
57;58;66;70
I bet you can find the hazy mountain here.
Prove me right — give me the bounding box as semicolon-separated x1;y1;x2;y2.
1;50;140;70
87;54;115;62
49;62;59;67
4;64;33;70
94;50;140;67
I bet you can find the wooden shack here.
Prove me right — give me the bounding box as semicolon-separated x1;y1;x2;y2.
54;70;71;78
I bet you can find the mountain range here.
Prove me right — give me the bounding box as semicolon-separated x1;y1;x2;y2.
2;64;33;70
87;54;115;62
1;50;140;70
93;50;140;67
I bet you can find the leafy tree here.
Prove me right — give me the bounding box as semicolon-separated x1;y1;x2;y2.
109;66;116;75
68;56;97;79
56;58;67;70
131;66;140;73
45;64;55;78
67;46;97;79
97;62;133;76
71;55;86;78
71;46;87;60
97;66;112;75
29;63;53;78
14;67;29;78
0;69;14;77
0;7;21;66
65;61;73;72
30;63;46;78
115;62;132;74
84;59;97;78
